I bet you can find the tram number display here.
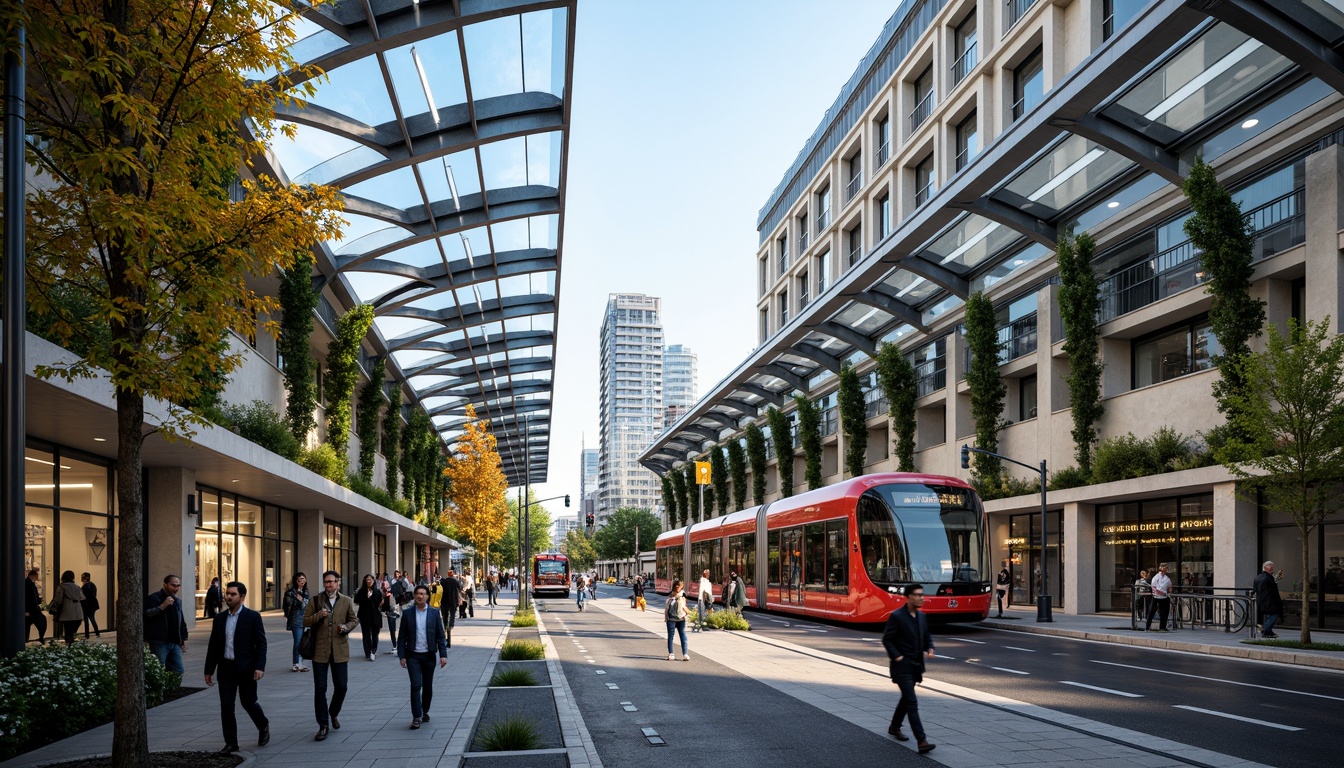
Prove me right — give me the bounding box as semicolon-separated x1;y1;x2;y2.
902;490;969;507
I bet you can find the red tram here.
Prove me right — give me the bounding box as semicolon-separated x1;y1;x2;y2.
654;473;991;623
532;552;571;598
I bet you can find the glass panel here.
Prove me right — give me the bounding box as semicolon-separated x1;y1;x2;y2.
220;495;237;533
1261;526;1311;629
1178;496;1214;589
464;16;525;102
387;35;467;119
803;524;825;592
1003;136;1131;212
200;489;220;530
344;167;424;211
1324;524;1344;630
303;56;396;127
834;303;893;334
826;519;848;594
922;215;1021;273
1189;79;1332;165
238;499;261;537
24;447;56;507
25;507;55;619
1134;327;1190;387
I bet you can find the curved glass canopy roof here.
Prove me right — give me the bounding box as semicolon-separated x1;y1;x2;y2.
261;0;575;485
641;0;1339;474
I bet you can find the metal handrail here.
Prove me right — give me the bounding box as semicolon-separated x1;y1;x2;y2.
1130;585;1254;634
909;91;935;133
844;173;862;203
951;42;978;85
875;141;890;169
1006;0;1038;31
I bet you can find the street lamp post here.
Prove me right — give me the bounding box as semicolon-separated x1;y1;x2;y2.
962;445;1053;623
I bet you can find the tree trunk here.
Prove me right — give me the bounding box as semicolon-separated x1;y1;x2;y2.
1300;523;1312;644
112;388;148;768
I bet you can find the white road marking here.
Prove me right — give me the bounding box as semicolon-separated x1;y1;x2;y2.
1092;660;1344;702
933;654;957;660
948;637;986;644
1004;646;1037;652
1174;705;1303;731
991;667;1030;675
1060;681;1142;698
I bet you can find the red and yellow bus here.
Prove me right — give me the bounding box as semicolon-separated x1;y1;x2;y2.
532;552;571;598
655;473;991;623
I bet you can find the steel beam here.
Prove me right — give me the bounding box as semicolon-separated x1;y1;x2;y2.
817;321;878;356
1188;0;1344;97
853;291;929;333
1049;114;1183;185
949;196;1058;248
892;253;970;297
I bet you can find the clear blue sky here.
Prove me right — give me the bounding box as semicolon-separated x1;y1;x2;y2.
524;1;898;518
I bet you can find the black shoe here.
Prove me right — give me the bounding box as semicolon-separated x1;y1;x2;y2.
315;726;328;741
258;725;270;747
410;718;421;730
1263;632;1278;638
217;745;239;754
421;712;430;722
888;727;909;741
331;715;340;729
918;741;936;754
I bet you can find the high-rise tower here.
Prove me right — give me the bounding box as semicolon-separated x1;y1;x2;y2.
597;294;664;525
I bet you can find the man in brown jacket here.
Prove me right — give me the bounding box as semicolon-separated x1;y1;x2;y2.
304;570;359;741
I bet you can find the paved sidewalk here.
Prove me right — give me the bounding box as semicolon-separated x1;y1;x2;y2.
584;596;1274;768
1;593;586;768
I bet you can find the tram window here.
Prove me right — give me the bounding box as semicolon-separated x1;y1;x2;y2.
729;534;756;586
804;523;826;592
826;519;848;594
709;540;725;584
768;530;781;587
691;541;710;582
858;493;907;585
867;484;989;585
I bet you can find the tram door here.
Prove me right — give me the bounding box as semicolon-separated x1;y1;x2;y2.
780;528;803;604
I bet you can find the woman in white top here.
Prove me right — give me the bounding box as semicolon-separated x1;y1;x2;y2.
695;570;713;632
666;580;689;661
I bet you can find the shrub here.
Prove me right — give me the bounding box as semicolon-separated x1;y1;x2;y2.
348;474;412;515
0;643;179;759
510;611;537;628
974;473;1041;501
499;640;545;661
705;611;751;631
299;443;347;485
227;400;301;460
476;715;542;751
1092;433;1158;483
1048;465;1092;491
489;668;539;687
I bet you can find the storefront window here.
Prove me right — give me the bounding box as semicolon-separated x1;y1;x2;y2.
1097;495;1213;613
196;487;296;612
1006;511;1063;608
324;522;358;593
1262;501;1344;630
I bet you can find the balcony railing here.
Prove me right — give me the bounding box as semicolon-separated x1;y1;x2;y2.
798;228;809;251
864;388;889;420
875;141;890;169
848;243;862;269
956;145;973;172
914;182;935;207
816;208;831;232
1006;0;1039;31
1098;189;1305;322
845;172;863;203
821;407;839;436
951;42;978;86
913;354;947;398
998;312;1038;362
909;91;935;133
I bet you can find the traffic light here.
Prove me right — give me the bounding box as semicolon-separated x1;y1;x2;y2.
564;494;571;507
585;513;594;527
960;445;970;470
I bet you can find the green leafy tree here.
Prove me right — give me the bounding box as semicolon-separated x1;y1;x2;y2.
745;423;768;505
838;363;868;477
355;358;386;484
670;469;690;527
710;446;729;515
766;406;795;497
383;387;402;497
16;2;344;763
1184;158;1266;442
492;491;554;568
661;475;678;527
1057;231;1105;476
965;292;1006;484
279;251;319;443
594;507;663;560
325;305;376;463
682;463;701;523
876;342;917;471
795;395;824;489
727;439;748;511
1215;318;1344;644
401;408;416;502
562;528;597;573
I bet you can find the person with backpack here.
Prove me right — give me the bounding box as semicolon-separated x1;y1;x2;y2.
576;573;588;611
665;579;689;661
726;570;748;616
283;572;311;672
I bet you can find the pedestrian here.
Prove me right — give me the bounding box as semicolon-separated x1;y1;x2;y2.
459;568;475;619
204;576;222;619
576;573;588;611
631;575;644;610
1145;563;1173;632
283;572;311;672
726;570;748;616
398;585;449;729
1253;561;1284;638
303;570;359;741
79;572;101;639
49;570;85;645
995;561;1010;617
353;573;386;660
24;569;48;644
882;583;936;754
204;581;270;754
145;574;189;673
666;579;690;661
694;569;713;632
1133;569;1151;626
589;571;598;600
484;573;499;606
439;570;463;647
385;588;402;648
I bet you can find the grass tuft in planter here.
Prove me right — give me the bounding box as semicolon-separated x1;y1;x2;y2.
499;639;546;660
510;611;538;628
705;610;751;631
489;667;539;687
477;716;543;751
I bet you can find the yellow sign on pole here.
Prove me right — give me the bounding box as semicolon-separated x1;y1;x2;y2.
695;461;712;485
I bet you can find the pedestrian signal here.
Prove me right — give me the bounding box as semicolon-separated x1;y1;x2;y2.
695;461;712;485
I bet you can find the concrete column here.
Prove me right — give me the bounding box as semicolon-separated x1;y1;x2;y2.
1304;144;1344;334
378;524;400;576
146;467;196;629
947;330;973;449
1213;481;1256;589
1065;501;1096;615
297;509;324;585
357;525;376;581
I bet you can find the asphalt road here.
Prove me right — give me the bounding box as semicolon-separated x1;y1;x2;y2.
613;587;1343;768
538;594;932;768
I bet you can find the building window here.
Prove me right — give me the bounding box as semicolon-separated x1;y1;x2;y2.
777;233;789;276
1006;509;1063;608
798;270;810;309
876;194;891;239
760;308;769;342
779;290;789;328
952;11;978;85
1132;320;1221;389
323;522;358;595
759;257;768;297
797;210;810;251
847;225;863;268
197;487;297;611
1007;0;1040;30
1103;0;1145;40
845;153;863;202
816;186;831;231
875;115;891;168
1019;375;1037;421
914;155;936;207
814;252;830;294
955;110;978;171
1097;496;1212;614
1013;48;1044;121
374;532;387;579
910;66;935;133
1290;277;1306;328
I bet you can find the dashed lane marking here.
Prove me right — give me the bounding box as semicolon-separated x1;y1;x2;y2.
1174;705;1303;731
1092;660;1344;702
1060;681;1143;698
948;637;985;644
990;666;1030;675
1004;646;1037;652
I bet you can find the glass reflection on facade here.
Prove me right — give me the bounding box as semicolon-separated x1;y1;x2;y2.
1261;502;1344;630
1006;511;1063;609
194;486;297;613
1096;495;1212;613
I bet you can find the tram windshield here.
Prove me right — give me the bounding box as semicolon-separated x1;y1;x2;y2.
536;559;567;575
858;484;987;587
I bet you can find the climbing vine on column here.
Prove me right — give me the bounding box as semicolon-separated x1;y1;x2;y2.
795;394;823;490
745;422;768;505
876;342;917;472
766;406;795;498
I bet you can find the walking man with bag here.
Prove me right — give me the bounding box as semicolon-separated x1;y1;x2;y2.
397;585;448;729
1253;561;1284;638
304;570;359;741
204;581;270;754
882;584;936;754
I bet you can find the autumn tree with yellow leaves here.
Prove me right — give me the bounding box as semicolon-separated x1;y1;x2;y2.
444;404;511;573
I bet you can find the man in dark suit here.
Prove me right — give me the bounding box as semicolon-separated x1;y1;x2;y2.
397;584;449;729
204;581;270;754
438;570;464;647
882;583;936;754
24;569;47;644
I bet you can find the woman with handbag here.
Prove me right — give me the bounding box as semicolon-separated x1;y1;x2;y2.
353;574;386;661
49;570;85;645
284;573;311;671
80;572;101;638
